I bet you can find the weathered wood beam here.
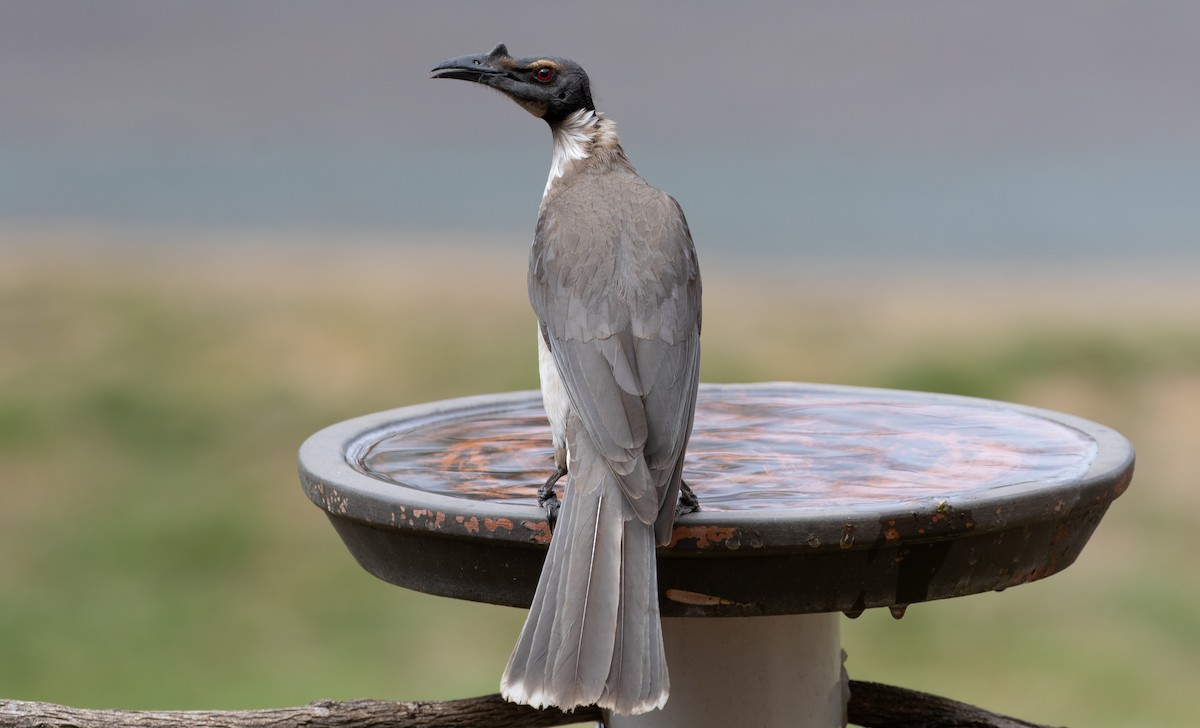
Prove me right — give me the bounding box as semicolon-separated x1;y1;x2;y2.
0;681;1062;728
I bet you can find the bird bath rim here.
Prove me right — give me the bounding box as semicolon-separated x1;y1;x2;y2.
301;382;1131;544
298;382;1133;616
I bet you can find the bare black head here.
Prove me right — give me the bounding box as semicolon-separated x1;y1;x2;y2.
431;43;595;125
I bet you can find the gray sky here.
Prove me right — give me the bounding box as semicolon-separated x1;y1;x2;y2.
2;1;1197;258
4;1;1196;146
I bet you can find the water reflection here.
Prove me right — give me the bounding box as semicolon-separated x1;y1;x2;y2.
359;391;1097;511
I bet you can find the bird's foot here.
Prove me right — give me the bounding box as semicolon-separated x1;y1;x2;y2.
675;479;700;520
537;465;567;531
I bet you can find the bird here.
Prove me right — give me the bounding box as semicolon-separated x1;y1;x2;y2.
431;44;702;715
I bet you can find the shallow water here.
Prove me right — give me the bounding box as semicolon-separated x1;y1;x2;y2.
359;389;1098;511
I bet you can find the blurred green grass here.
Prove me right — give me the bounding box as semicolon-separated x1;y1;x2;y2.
1;236;1197;725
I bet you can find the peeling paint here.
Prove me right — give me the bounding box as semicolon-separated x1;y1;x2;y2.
521;520;553;544
483;517;514;533
669;524;739;549
665;588;738;606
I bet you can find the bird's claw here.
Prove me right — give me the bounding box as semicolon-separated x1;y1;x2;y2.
539;491;561;531
675;479;700;520
537;465;567;532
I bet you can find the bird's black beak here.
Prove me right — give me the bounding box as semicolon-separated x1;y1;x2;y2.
430;43;513;84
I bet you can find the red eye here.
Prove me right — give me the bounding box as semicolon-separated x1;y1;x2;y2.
534;67;554;83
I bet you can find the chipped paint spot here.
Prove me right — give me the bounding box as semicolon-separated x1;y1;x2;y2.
317;486;350;517
665;589;737;606
883;527;901;541
522;520;553;544
483;517;514;533
669;524;739;549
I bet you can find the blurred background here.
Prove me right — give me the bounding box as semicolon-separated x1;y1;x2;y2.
1;2;1197;726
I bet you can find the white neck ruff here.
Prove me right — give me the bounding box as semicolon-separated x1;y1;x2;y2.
543;109;617;198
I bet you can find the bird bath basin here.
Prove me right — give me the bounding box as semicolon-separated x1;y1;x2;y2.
298;382;1133;726
299;382;1131;616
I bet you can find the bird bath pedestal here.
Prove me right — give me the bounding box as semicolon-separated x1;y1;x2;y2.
298;383;1133;728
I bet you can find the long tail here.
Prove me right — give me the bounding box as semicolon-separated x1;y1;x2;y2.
500;433;668;715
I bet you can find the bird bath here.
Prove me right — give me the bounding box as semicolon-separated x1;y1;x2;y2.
298;382;1133;727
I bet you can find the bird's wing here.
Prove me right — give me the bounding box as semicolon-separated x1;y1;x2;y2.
529;177;701;526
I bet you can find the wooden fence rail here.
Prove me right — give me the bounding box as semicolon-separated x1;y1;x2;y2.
0;681;1058;728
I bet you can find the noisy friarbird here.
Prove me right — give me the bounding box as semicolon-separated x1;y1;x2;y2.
431;44;701;716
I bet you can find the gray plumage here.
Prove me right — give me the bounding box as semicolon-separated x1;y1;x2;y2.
431;45;701;715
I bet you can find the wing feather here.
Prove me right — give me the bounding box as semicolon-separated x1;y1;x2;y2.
529;170;701;527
